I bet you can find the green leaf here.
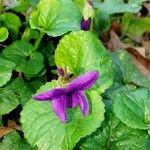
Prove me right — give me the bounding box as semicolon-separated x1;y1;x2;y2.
1;40;32;71
0;131;33;150
73;0;85;12
111;50;150;88
94;0;143;14
12;78;35;106
112;86;150;129
21;80;105;150
5;0;29;12
80;97;150;150
12;78;43;106
1;41;44;78
94;10;111;33
0;84;20;115
80;116;150;150
55;31;113;93
0;27;9;42
29;0;81;37
0;13;21;37
22;28;39;42
29;0;40;8
22;52;44;78
122;13;150;36
0;57;15;87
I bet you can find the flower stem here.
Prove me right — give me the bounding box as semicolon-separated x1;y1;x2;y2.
90;18;93;32
33;31;45;51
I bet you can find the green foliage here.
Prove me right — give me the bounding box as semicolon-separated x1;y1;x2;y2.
1;0;150;149
0;27;9;42
22;28;39;42
122;13;150;36
29;0;81;37
80;116;150;150
112;86;150;129
0;57;15;87
0;13;21;37
94;0;144;14
55;31;114;93
94;11;111;33
0;83;20;115
1;40;44;78
29;0;40;8
12;78;38;106
80;96;150;150
22;52;44;78
0;131;33;150
73;0;85;12
111;50;150;88
21;80;105;150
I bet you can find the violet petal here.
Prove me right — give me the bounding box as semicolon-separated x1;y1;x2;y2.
66;94;78;108
52;95;67;123
32;88;66;101
67;70;99;92
72;91;89;115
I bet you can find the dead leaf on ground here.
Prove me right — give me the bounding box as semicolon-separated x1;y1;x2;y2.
8;120;21;131
0;120;21;138
133;47;145;57
127;35;142;43
142;40;150;58
111;21;121;35
0;127;14;138
107;30;128;51
106;30;150;77
144;2;150;16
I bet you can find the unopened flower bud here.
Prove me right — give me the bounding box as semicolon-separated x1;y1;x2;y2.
81;17;91;31
81;0;94;31
57;67;65;77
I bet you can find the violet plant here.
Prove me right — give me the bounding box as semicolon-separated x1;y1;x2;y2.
0;0;150;150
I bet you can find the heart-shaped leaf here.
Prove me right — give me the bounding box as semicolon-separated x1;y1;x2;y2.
112;86;150;129
30;0;81;37
111;50;150;88
0;13;21;37
21;80;105;150
80;116;150;150
55;31;114;93
1;41;44;78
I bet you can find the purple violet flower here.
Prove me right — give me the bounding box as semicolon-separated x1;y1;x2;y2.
32;70;99;123
81;17;91;31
